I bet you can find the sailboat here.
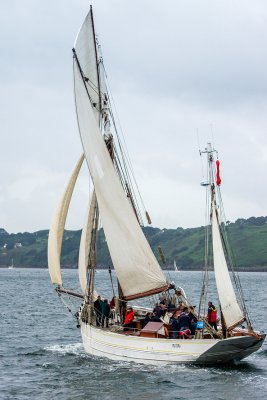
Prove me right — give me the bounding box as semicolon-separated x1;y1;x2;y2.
48;7;265;364
8;258;14;269
173;260;179;272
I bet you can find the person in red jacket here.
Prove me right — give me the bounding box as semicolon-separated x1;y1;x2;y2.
123;307;135;331
207;301;218;331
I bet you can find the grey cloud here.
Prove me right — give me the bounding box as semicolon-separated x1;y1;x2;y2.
0;0;267;232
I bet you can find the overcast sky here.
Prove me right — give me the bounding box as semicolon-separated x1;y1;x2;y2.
1;0;267;233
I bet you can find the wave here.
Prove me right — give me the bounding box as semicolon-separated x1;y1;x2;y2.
255;348;267;358
17;348;47;357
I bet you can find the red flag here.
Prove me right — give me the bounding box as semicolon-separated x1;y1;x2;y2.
216;159;221;186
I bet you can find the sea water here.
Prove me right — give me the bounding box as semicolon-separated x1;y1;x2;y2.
1;269;266;400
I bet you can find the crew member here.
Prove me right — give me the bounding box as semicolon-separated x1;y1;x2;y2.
94;295;102;326
123;307;135;331
101;299;110;328
207;301;217;331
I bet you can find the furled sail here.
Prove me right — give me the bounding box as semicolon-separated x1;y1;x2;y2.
74;7;100;125
73;61;168;300
211;201;244;329
78;190;97;293
48;154;84;285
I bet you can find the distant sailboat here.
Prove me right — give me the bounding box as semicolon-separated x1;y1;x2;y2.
8;258;14;269
48;7;265;365
173;260;179;272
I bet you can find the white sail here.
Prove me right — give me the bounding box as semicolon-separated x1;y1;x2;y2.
74;8;100;125
78;190;97;293
211;201;244;328
48;154;84;285
73;61;168;300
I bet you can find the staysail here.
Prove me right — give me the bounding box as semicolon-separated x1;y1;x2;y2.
73;62;168;300
74;7;101;125
78;190;97;293
211;201;244;329
48;154;84;285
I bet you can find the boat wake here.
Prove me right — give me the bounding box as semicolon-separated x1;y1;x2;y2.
44;343;85;357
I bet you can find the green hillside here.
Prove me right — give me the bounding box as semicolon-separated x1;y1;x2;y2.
0;216;267;270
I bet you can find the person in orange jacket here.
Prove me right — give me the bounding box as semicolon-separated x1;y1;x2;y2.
123;307;135;331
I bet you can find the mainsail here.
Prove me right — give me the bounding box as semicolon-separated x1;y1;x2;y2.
73;60;168;300
211;201;244;329
48;154;84;285
74;7;101;125
78;190;97;293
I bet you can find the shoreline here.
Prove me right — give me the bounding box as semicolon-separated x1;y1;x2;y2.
1;265;267;272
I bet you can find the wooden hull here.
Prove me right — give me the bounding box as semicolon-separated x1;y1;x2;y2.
81;322;265;365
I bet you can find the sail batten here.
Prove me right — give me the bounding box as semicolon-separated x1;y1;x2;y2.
48;154;84;285
73;59;168;300
211;201;244;329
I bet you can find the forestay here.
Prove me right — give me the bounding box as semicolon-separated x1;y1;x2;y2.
73;61;168;300
74;8;100;125
48;155;84;285
211;201;244;328
78;190;97;293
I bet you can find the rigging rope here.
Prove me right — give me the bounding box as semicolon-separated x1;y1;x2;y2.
102;62;150;219
57;288;82;321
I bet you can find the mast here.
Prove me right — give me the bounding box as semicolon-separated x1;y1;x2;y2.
83;7;100;309
90;5;101;114
85;204;99;320
200;143;248;333
78;191;96;293
75;7;102;304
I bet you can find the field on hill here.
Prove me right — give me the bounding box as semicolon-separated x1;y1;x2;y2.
1;216;267;271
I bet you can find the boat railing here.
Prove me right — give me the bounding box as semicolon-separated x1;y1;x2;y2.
82;307;221;339
82;310;220;339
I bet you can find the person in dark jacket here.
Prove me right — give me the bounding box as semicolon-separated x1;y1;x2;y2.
143;312;152;327
101;299;110;328
153;303;163;318
177;311;191;338
188;306;197;335
151;312;162;322
94;295;102;326
171;313;180;339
